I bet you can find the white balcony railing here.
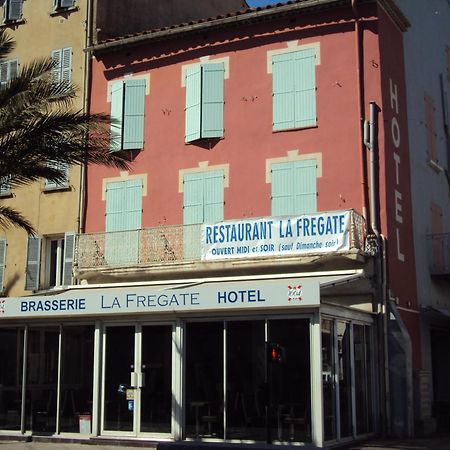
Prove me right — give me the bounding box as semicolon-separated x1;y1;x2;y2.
75;210;366;270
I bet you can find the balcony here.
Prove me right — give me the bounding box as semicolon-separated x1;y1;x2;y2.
428;233;450;277
75;210;368;282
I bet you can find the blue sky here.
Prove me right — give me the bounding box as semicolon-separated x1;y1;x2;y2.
247;0;278;6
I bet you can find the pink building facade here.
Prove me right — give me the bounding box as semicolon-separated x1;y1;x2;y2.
0;0;427;445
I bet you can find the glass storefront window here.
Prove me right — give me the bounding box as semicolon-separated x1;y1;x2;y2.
185;322;224;439
354;324;373;435
25;328;59;434
322;318;374;442
60;325;94;433
269;318;311;442
322;319;337;441
0;328;23;431
226;320;266;440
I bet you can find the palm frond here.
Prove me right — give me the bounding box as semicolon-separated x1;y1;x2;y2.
0;206;35;235
0;30;15;60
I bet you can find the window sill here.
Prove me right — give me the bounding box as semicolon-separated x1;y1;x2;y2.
43;185;71;193
49;6;79;16
428;159;445;174
272;123;318;133
0;18;26;27
0;192;12;198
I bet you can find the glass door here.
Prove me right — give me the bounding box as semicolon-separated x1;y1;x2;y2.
102;324;173;437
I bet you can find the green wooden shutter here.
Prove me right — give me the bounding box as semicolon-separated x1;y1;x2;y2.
123;78;146;150
204;170;224;223
293;159;317;214
110;81;124;152
273;52;296;131
105;179;142;264
183;173;204;225
0;239;6;292
294;48;316;128
62;232;75;286
273;48;316;130
271;162;295;216
272;160;317;216
185;65;202;143
183;172;205;259
25;235;41;291
201;63;224;139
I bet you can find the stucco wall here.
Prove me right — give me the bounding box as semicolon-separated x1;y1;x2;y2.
0;0;87;296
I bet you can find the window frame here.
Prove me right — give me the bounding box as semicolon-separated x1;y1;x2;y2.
44;160;70;191
2;0;23;23
0;59;18;89
52;0;75;10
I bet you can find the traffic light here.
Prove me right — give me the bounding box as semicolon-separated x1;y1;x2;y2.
267;342;286;364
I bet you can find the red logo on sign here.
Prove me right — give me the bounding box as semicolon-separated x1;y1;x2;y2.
288;285;303;302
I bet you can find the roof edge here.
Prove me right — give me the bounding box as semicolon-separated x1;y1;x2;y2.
87;0;349;54
377;0;410;31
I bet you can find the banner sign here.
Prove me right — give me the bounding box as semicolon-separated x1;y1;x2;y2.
0;278;320;319
202;211;351;261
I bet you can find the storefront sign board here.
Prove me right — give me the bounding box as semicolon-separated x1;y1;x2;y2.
202;211;350;260
0;278;320;319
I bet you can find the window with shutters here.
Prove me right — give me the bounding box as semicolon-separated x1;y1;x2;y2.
51;47;72;84
0;175;11;196
2;0;23;22
105;179;143;264
271;159;317;216
184;63;225;143
272;48;317;131
25;233;75;291
0;238;6;293
44;161;69;191
53;0;75;10
183;170;224;258
110;78;146;152
0;59;18;89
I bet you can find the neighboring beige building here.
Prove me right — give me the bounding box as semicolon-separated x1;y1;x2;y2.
0;0;247;298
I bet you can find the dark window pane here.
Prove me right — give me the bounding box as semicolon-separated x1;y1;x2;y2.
269;318;311;442
0;328;23;430
226;320;266;440
60;326;94;433
140;325;172;433
185;322;223;438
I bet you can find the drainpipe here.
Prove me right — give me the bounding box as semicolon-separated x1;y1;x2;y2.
77;0;95;235
352;0;369;221
364;102;390;436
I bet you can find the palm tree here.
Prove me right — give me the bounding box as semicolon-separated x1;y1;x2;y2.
0;30;128;233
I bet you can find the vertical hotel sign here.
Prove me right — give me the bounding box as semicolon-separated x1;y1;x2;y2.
379;7;418;316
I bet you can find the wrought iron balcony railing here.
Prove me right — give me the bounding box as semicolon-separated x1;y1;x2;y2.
75;210;366;271
427;233;450;276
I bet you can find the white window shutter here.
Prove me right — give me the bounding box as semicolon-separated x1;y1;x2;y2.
61;47;72;83
63;232;75;286
25;235;41;291
0;239;6;293
51;49;62;83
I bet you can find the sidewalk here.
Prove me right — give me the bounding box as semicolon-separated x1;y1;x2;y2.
0;437;450;450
